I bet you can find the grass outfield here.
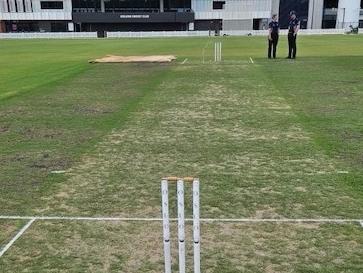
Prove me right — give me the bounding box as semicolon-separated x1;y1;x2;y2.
0;35;362;272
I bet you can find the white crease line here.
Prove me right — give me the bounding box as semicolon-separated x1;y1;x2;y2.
200;218;362;223
50;170;66;174
249;57;254;64
0;218;35;258
181;58;188;65
0;216;162;221
0;216;361;224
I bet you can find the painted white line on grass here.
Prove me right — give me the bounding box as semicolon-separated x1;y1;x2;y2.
0;218;35;258
0;216;362;224
249;57;254;64
200;218;362;223
50;170;66;174
181;58;188;65
337;171;349;174
0;216;162;221
360;221;363;228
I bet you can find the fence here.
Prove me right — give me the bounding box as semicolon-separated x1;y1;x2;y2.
226;28;349;36
106;30;211;38
0;32;98;39
0;29;360;39
106;29;352;38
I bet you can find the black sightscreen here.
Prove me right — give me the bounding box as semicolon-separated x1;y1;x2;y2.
279;0;309;29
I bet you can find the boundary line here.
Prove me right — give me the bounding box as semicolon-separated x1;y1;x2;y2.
0;216;362;224
0;218;35;258
249;57;254;64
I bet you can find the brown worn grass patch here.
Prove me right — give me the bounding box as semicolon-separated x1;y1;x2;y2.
29;152;72;172
0;220;362;273
0;125;9;134
0;220;26;247
41;66;358;218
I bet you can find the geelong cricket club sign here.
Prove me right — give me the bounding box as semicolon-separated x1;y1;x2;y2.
120;15;150;19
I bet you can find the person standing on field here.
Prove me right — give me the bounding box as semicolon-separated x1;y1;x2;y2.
287;11;300;59
268;14;279;59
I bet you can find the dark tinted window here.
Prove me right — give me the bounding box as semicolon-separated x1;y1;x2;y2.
106;0;159;9
104;0;159;12
165;0;191;9
41;1;63;9
324;0;339;9
213;1;225;10
72;0;101;11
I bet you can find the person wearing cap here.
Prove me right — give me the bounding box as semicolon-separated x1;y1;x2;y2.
268;14;279;59
287;11;300;59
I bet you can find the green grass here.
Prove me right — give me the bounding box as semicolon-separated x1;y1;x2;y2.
0;35;362;272
0;221;362;273
0;220;26;247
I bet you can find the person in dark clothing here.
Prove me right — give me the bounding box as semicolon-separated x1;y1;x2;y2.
268;14;279;59
287;11;300;59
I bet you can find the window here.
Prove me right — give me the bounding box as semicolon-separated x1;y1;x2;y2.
213;1;225;10
41;1;63;9
253;19;261;30
166;0;191;9
324;0;338;9
279;0;309;29
51;22;67;32
103;0;159;12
